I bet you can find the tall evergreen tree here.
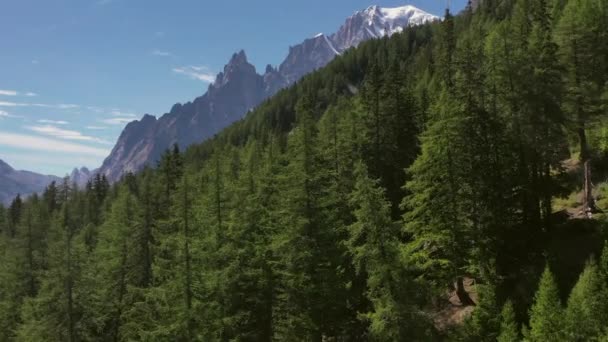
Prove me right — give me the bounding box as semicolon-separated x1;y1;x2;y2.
272;94;345;341
348;161;429;340
564;260;608;341
17;202;93;341
556;0;607;213
497;300;520;342
526;266;565;342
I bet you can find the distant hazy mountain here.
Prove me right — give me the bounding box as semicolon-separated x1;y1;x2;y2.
70;167;96;188
0;159;61;205
97;5;438;182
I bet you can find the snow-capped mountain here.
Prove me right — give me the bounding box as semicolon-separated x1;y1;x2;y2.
97;5;438;182
331;5;438;51
277;5;437;86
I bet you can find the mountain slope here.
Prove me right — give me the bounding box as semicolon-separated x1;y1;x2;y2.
0;159;61;205
98;5;438;182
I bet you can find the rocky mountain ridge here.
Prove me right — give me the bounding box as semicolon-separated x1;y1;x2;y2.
0;159;61;205
96;5;438;182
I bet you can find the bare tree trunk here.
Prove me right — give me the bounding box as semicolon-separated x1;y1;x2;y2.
584;160;594;213
579;126;595;215
455;277;475;307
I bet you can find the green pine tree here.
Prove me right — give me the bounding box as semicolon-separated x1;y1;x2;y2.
497;300;520;342
564;261;608;341
525;266;565;342
348;161;430;340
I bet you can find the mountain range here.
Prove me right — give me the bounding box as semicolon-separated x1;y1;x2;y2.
97;5;437;182
0;4;437;203
0;159;60;205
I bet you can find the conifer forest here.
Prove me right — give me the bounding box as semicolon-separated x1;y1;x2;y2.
2;0;608;340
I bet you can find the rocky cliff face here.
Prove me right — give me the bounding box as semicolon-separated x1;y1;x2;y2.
97;5;438;182
0;159;60;205
99;51;267;181
277;33;341;85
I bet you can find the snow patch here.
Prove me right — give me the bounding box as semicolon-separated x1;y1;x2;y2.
323;35;341;55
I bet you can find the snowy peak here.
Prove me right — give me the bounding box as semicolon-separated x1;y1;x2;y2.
359;4;436;23
377;5;438;27
332;4;438;50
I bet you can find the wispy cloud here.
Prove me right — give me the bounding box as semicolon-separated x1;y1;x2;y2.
101;117;135;125
173;66;215;83
0;89;38;97
86;125;108;130
110;110;137;117
0;131;110;157
31;60;39;65
100;110;138;125
0;110;23;119
0;101;78;109
0;90;18;96
155;31;165;38
25;125;111;145
152;49;173;57
97;0;113;5
38;119;69;125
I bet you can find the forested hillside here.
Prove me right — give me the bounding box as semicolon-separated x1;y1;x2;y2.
1;0;608;340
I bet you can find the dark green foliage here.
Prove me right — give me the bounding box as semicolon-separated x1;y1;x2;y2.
1;0;608;340
348;161;431;340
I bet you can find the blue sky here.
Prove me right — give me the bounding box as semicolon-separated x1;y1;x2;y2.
0;0;467;176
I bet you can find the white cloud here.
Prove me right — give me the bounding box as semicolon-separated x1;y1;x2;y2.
0;110;22;119
0;131;109;157
110;110;136;117
0;90;18;96
86;126;108;130
54;104;79;109
38;119;69;125
173;66;215;83
0;101;79;109
152;49;172;57
87;106;103;113
101;117;134;125
0;90;38;97
25;125;111;145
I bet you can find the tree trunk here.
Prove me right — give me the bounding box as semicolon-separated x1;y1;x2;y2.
579;126;595;215
584;160;594;214
455;277;475;306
